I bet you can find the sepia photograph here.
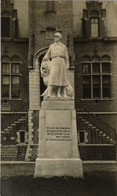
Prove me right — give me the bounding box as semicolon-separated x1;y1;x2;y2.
1;0;117;195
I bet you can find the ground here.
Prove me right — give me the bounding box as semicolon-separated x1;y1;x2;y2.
1;171;116;196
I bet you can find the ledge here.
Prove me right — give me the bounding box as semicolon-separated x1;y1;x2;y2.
1;112;28;114
74;37;117;43
1;98;23;101
80;98;113;101
1;37;29;43
44;10;56;14
68;67;75;70
78;144;115;146
77;111;117;115
1;160;116;164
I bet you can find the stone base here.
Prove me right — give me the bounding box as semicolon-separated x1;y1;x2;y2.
34;100;83;178
35;158;83;177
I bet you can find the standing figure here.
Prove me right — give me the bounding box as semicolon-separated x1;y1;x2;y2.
42;32;69;98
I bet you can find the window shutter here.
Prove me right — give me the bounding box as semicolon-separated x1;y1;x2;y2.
85;19;91;38
99;18;106;37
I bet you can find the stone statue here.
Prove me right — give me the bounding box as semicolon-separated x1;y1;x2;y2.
41;32;73;99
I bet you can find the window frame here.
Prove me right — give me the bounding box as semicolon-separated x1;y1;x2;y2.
82;60;112;100
1;60;22;100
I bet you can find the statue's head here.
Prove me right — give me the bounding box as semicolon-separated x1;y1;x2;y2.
54;32;62;41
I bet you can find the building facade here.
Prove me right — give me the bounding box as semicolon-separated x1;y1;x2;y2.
1;0;117;161
1;0;29;160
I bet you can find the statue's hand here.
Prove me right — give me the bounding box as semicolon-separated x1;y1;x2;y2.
43;57;48;62
66;64;69;70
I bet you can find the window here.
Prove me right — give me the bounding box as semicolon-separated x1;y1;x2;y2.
20;131;25;143
82;56;111;99
82;2;106;38
82;63;90;74
16;130;27;144
46;1;55;12
1;17;10;37
2;76;10;98
91;18;99;37
80;131;85;143
12;76;20;98
1;56;21;99
46;28;56;39
78;131;88;144
83;76;91;98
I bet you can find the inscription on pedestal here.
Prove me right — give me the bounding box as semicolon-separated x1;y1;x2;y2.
46;127;71;142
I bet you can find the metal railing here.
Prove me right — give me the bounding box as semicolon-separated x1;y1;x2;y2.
76;102;116;141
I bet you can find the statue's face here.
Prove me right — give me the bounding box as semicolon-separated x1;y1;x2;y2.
54;36;60;42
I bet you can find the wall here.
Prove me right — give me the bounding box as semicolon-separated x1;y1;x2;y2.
28;0;74;105
29;0;73;60
74;41;117;114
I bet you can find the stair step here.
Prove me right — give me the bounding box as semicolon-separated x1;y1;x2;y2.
110;138;114;144
15;121;20;124
7;126;12;129
18;119;26;122
77;116;82;119
4;128;9;131
21;116;28;119
84;121;89;124
81;119;85;122
99;131;103;134
88;124;93;127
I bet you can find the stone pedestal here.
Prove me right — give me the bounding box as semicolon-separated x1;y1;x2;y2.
35;100;83;177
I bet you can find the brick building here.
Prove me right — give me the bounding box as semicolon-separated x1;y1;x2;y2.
1;0;117;161
1;0;29;160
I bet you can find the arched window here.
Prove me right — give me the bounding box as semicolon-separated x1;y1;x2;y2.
81;55;91;74
1;55;21;99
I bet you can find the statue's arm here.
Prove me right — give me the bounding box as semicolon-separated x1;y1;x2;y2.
43;46;51;61
65;46;69;69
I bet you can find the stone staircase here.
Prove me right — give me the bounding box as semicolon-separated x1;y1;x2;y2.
1;101;116;161
1;115;28;145
1;102;29;143
77;116;115;144
76;102;116;145
3;115;27;132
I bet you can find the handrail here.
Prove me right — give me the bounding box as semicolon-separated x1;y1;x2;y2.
76;102;116;140
1;102;29;130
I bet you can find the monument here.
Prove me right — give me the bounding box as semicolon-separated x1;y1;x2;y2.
34;32;83;177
